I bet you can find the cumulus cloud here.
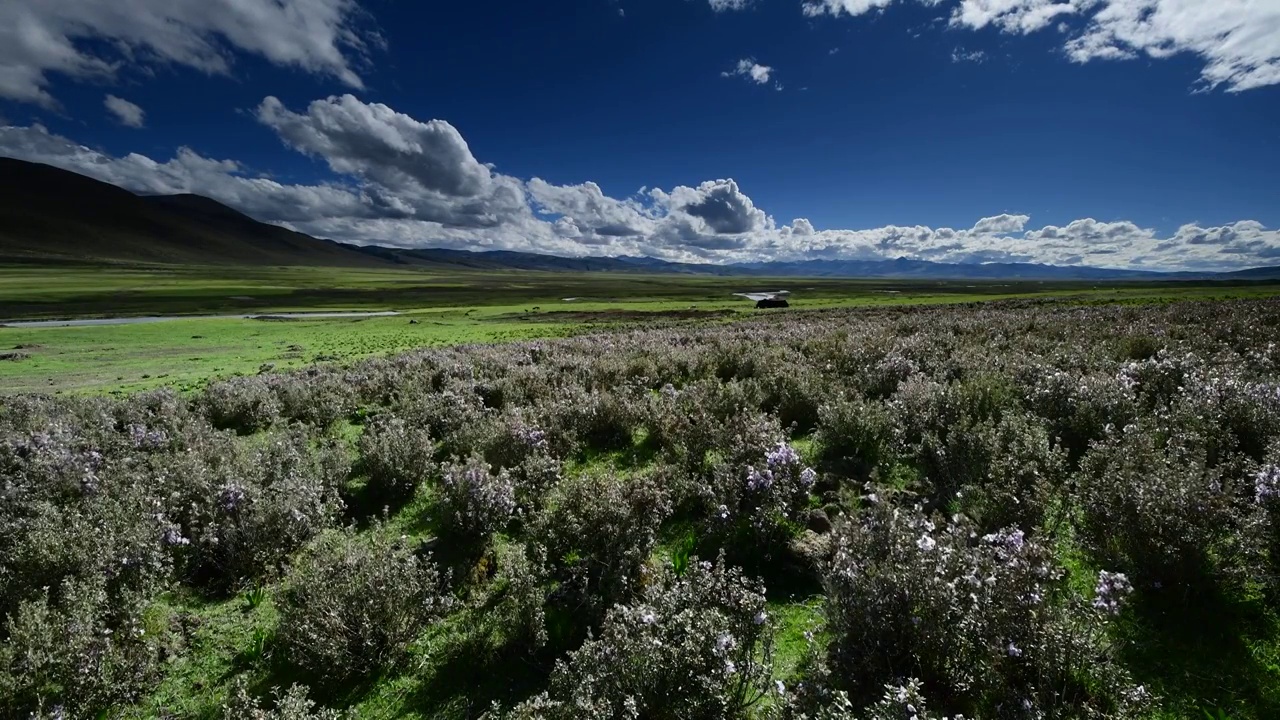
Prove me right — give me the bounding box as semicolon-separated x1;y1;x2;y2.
103;95;144;128
256;95;529;229
804;0;1280;92
722;59;774;85
1;98;1278;271
972;213;1030;234
663;179;771;235
527;179;656;237
0;0;374;107
257;95;490;197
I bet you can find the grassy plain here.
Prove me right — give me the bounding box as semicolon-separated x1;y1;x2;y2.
3;262;1280;394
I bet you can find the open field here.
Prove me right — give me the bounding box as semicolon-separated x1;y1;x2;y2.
4;263;1280;394
4;296;1280;720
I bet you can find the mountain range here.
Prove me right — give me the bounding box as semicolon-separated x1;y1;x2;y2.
2;158;1277;281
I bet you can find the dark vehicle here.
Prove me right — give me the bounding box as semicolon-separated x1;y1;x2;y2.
755;298;789;309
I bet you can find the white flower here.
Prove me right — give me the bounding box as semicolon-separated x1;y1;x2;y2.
917;534;936;552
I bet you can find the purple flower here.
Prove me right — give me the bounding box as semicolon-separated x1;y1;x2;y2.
218;483;249;512
1093;570;1133;616
745;466;774;492
766;442;801;468
1255;465;1280;503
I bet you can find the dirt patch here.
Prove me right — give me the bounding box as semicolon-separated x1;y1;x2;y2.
514;309;736;323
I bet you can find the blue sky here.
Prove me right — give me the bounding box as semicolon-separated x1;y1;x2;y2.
1;0;1278;270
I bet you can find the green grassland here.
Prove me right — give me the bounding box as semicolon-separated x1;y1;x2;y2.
4;262;1280;394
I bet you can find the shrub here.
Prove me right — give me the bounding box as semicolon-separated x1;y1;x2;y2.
757;361;827;433
705;439;818;561
956;413;1067;533
274;372;357;428
358;414;435;504
437;454;517;553
183;429;349;590
203;377;281;433
813;396;895;481
820;503;1149;717
485;543;550;653
500;556;774;720
533;470;671;629
277;529;450;681
0;472;176;626
1076;427;1249;594
1026;370;1138;463
914;413;1066;532
0;577;166;718
399;384;490;457
223;679;353;719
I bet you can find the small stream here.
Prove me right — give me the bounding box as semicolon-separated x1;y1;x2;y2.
0;311;401;328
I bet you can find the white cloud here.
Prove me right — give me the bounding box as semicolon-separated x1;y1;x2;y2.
802;0;901;18
972;213;1029;234
2;98;1277;271
1064;0;1280;92
257;95;491;198
0;0;374;107
951;0;1090;34
256;95;529;229
527;179;656;237
805;0;1280;92
722;58;774;84
709;0;753;10
103;95;144;128
950;48;987;63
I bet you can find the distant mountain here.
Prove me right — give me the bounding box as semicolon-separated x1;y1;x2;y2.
0;158;383;267
1219;265;1280;280
349;246;738;274
3;158;1279;281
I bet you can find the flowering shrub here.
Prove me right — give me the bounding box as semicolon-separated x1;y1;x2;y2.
436;454;517;553
533;470;671;628
820;503;1148;716
706;438;818;560
222;679;353;719
813;396;895;481
915;412;1066;532
398;382;490;457
272;371;357;428
277;529;450;681
8;297;1280;716
0;576;166;718
179;429;349;590
1075;427;1249;593
498;556;774;720
203;377;281;434
358;414;435;504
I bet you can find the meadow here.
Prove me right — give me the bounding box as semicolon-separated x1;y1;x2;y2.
4;289;1280;719
4;262;1279;394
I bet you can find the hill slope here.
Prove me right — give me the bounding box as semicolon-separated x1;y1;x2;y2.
0;158;384;267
